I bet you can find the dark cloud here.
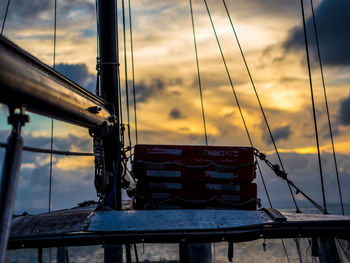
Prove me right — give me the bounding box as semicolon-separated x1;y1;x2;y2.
320;122;340;140
284;0;350;66
1;0;51;22
53;134;91;152
0;144;95;214
263;125;291;145
56;63;96;93
133;78;182;103
134;78;165;103
169;108;185;120
1;0;95;30
339;96;350;125
0;129;92;152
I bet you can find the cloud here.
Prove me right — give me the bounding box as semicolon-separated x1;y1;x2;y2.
55;63;96;93
134;79;165;103
223;0;299;20
339;96;350;125
2;127;350;213
168;108;185;120
0;146;96;214
256;151;350;210
133;78;182;103
53;134;92;152
262;125;291;145
1;0;95;30
1;0;52;22
0;128;92;153
284;0;350;66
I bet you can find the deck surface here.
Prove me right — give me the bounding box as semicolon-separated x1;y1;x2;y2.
9;206;350;249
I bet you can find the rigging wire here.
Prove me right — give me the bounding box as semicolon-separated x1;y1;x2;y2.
255;149;327;214
48;0;57;214
47;2;57;262
95;0;100;96
257;160;272;208
294;238;304;263
121;0;132;150
202;0;252;146
128;0;138;145
1;0;11;35
221;0;300;213
309;0;344;215
116;0;124;144
202;3;298;258
189;0;208;146
202;0;273;210
281;239;291;263
300;0;327;214
48;121;54;212
0;142;93;156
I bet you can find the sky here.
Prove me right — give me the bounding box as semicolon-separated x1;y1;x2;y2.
0;0;350;213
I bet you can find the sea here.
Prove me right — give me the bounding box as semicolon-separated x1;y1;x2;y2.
6;204;349;263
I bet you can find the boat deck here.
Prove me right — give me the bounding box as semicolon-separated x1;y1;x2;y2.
8;206;350;249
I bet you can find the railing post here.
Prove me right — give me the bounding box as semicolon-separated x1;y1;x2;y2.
0;107;29;263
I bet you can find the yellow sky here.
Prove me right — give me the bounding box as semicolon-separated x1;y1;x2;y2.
1;0;348;155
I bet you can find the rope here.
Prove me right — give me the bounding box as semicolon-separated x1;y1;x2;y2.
202;0;252;146
1;0;11;34
128;0;138;144
189;0;208;146
53;0;57;70
133;244;139;263
121;0;132;150
300;0;327;214
281;239;291;263
222;0;300;213
309;0;343;215
202;0;273;211
48;119;53;213
294;238;303;263
255;148;327;214
48;0;58;214
115;0;124;145
257;159;272;208
134;159;253;171
0;142;93;156
95;0;100;96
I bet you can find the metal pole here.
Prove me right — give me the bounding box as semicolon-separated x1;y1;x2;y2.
97;0;121;210
0;107;28;263
97;1;122;262
0;36;112;129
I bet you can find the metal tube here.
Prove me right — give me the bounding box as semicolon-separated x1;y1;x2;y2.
0;121;24;263
0;36;112;129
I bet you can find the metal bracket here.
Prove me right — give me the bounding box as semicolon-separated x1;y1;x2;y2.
260;208;286;222
7;106;29;133
89;119;117;198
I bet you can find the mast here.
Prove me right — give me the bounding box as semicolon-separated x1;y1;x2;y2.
97;1;123;262
97;0;121;210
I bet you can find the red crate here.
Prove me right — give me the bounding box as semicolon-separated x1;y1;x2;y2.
135;181;257;210
133;145;255;183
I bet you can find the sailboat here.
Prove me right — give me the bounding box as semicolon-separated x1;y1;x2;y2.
1;0;350;262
